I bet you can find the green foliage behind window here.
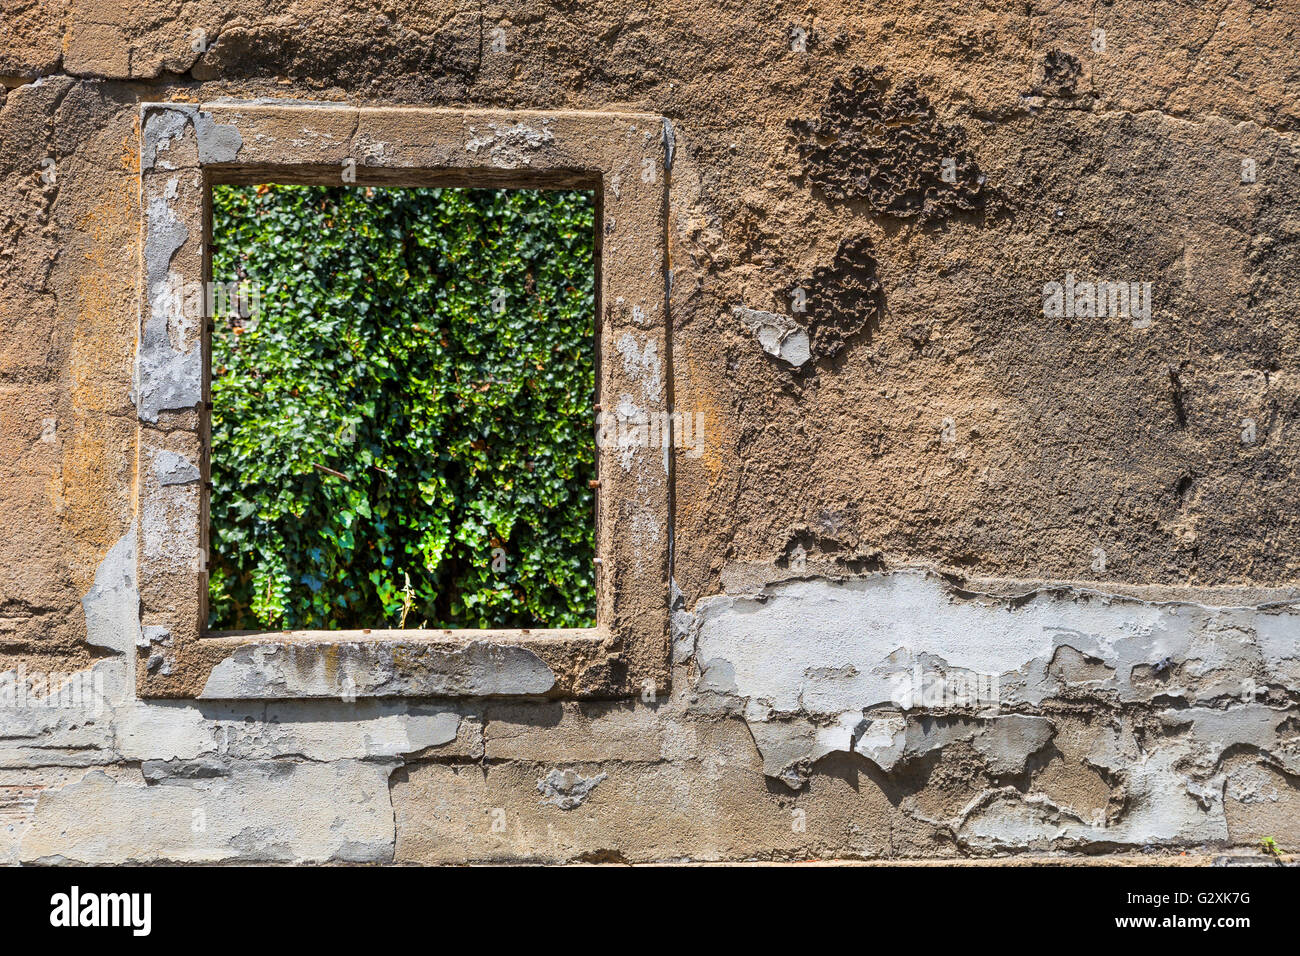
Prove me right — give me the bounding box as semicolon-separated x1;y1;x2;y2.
208;184;596;631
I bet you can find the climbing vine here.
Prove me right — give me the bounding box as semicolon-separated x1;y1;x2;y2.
207;184;596;631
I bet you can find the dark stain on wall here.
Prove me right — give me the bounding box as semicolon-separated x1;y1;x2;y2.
790;66;991;224
786;235;884;361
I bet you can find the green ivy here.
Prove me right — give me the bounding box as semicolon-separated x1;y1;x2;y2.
208;184;596;631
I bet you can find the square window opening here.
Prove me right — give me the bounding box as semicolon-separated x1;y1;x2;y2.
203;183;599;635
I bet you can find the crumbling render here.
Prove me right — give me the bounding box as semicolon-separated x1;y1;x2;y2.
681;571;1300;851
783;235;884;361
4;3;1299;864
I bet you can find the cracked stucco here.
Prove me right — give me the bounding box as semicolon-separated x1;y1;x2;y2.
1;522;472;863
4;0;1299;866
10;536;1296;863
679;571;1300;849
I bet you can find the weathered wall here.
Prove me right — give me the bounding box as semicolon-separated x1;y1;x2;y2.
1;0;1299;862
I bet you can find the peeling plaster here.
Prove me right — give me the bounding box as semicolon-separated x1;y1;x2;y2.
190;111;244;164
19;761;393;864
81;525;140;656
733;306;811;367
140;109;190;170
140;478;198;571
688;571;1300;846
152;449;200;486
691;573;1300;716
135;106;242;423
135;189;199;423
538;768;607;809
141;105;243;170
0;528;476;862
10;71;1296;862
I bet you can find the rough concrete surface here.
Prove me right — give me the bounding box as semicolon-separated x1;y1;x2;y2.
1;0;1298;863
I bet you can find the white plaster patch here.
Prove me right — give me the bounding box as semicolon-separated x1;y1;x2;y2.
464;122;554;168
140;483;199;570
733;306;811;368
81;526;140;657
136;183;201;422
152;449;200;486
690;570;1300;840
614;394;644;472
617;332;663;401
692;573;1297;715
537;768;607;809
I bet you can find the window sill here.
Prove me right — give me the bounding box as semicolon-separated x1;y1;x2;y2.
169;627;613;699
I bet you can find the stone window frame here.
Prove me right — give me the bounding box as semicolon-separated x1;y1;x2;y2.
134;101;672;701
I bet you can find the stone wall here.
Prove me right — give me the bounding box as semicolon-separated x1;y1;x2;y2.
1;0;1298;863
